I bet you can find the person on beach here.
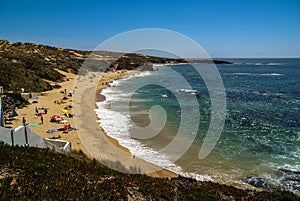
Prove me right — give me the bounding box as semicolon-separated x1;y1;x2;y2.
63;124;69;133
22;117;26;125
35;106;38;114
40;115;43;124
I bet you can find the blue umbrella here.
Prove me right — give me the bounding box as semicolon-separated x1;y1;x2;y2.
47;129;58;133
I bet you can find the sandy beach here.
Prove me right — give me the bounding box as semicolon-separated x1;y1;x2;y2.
9;69;88;154
9;69;177;178
73;70;177;178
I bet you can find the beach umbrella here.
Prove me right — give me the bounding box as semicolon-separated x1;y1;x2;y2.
62;108;69;114
32;96;39;103
47;129;58;133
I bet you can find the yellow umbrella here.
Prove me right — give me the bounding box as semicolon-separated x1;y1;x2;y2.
62;108;69;114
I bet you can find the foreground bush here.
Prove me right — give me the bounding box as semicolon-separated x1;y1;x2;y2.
0;143;298;200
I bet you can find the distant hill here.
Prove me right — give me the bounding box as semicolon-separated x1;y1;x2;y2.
0;40;231;92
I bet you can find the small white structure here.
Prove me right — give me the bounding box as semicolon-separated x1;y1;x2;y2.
0;125;71;152
44;138;71;152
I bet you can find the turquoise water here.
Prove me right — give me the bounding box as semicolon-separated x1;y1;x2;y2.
97;59;300;194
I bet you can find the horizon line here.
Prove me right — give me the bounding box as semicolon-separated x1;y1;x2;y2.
1;38;299;59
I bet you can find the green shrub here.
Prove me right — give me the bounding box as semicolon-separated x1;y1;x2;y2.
0;143;298;200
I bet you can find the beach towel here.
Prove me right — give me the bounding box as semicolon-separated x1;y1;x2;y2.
50;115;65;122
28;123;39;127
59;120;69;124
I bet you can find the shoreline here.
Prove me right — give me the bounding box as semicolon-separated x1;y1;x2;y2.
72;69;178;178
95;89;131;154
94;70;144;156
5;66;271;193
8;68;177;178
6;67;267;191
93;68;266;192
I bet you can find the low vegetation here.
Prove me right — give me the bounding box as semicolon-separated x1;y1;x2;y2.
0;143;298;200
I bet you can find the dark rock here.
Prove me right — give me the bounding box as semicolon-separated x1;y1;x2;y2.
1;94;29;116
241;176;275;191
188;59;233;64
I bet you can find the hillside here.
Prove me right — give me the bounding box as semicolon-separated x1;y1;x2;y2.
0;40;231;93
0;142;297;200
0;40;87;92
0;40;181;93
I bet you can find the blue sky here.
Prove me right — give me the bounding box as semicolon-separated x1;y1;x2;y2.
1;0;299;57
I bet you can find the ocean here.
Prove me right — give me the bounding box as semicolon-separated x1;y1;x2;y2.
96;58;300;195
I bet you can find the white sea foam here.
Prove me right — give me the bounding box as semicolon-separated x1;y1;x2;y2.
232;73;252;75
266;63;284;66
175;89;197;93
239;62;284;66
108;80;121;87
95;100;211;181
134;71;153;77
260;73;283;76
95;72;212;182
230;72;283;76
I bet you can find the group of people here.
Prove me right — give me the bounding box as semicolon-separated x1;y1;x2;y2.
35;106;48;114
23;88;74;132
35;106;47;124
